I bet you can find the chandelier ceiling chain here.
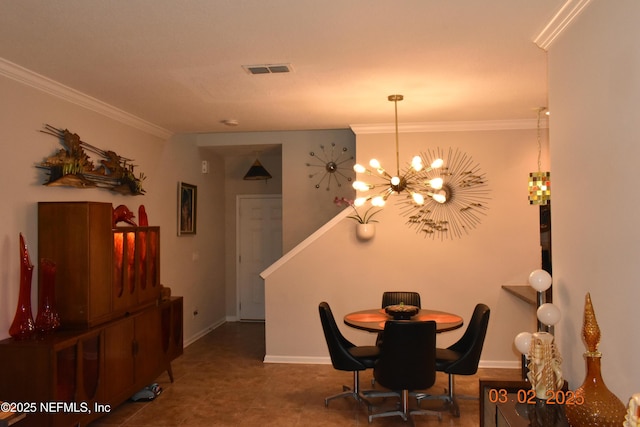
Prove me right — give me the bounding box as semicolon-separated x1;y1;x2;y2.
352;95;490;240
391;94;402;176
536;107;544;172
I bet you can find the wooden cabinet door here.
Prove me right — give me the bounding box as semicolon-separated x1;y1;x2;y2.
38;202;113;328
113;227;160;314
104;318;135;400
161;297;184;365
136;228;160;306
134;307;163;383
112;229;138;313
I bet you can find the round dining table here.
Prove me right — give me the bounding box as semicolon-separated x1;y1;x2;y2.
344;308;464;333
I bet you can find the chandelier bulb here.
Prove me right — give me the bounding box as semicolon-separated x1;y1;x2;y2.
429;177;444;190
431;158;444;169
433;191;447;204
354;197;367;207
353;164;366;173
390;176;400;186
369;159;381;169
371;196;386;207
411;156;423;171
352;181;371;191
412;192;425;205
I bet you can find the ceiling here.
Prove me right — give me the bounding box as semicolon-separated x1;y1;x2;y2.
0;1;567;135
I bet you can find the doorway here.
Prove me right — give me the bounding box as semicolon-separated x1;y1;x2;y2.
236;195;282;320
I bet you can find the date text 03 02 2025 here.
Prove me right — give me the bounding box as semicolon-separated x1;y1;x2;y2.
488;388;585;406
0;401;112;414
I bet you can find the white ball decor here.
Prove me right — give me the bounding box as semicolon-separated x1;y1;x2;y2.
514;332;532;355
529;269;552;292
537;303;562;326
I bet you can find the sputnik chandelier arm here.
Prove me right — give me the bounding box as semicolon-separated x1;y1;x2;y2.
352;94;445;208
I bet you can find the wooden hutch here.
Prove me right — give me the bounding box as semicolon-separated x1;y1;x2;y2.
0;202;183;427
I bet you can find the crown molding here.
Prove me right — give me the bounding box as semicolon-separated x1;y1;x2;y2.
0;57;172;139
350;118;548;135
534;0;592;51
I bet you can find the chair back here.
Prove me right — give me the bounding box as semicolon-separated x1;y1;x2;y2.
381;291;421;308
318;302;364;371
374;320;436;391
446;303;490;375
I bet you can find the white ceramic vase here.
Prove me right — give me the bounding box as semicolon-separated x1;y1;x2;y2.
356;223;375;241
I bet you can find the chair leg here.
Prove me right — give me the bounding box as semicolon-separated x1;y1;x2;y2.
368;390;407;423
447;373;460;417
368;389;442;423
445;373;482;417
325;370;373;407
415;373;459;417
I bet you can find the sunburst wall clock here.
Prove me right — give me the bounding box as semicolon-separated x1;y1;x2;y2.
306;142;354;190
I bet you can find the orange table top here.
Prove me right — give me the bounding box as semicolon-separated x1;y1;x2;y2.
344;308;464;333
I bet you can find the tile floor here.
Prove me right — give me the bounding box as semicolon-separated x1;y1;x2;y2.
89;322;521;426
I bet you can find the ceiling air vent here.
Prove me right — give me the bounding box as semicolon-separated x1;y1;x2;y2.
243;63;293;75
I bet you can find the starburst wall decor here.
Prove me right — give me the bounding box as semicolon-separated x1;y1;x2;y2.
399;147;490;240
306;142;354;190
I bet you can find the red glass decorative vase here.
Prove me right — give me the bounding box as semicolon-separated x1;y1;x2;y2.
35;258;61;334
9;233;35;340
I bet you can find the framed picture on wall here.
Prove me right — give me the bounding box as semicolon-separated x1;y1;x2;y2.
178;182;197;236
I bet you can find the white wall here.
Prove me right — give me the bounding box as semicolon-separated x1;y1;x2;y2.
549;0;640;403
196;130;356;319
264;125;546;366
197;130;356;253
0;73;226;344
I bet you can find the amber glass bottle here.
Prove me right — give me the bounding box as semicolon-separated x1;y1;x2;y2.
565;293;625;426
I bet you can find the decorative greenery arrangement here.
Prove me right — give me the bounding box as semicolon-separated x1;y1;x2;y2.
334;196;381;224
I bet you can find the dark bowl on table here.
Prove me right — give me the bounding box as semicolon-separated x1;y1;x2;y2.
384;304;419;320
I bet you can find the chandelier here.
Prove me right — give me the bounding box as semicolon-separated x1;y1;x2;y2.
352;94;490;240
352;95;446;208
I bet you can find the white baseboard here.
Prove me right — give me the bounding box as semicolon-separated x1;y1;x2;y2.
183;317;226;347
187;323;522;371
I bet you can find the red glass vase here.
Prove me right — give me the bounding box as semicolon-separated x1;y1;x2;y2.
9;233;35;340
35;258;61;334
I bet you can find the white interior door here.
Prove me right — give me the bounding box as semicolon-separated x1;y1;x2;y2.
237;195;282;320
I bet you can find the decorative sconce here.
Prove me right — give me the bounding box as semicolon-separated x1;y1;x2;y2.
528;108;551;205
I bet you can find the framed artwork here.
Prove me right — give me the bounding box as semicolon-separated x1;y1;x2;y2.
178;182;197;236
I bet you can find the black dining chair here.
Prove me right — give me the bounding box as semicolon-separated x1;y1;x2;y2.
418;303;490;417
381;291;421;309
318;302;380;407
376;291;421;347
368;320;442;423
